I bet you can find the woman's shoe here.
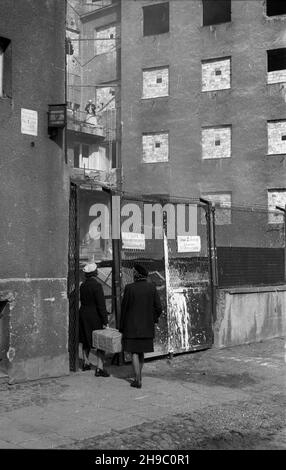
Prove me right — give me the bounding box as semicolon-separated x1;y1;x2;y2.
82;364;91;371
95;368;110;377
130;380;142;389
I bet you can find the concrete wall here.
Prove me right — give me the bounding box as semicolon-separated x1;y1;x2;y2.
120;0;286;202
214;286;286;348
0;0;69;383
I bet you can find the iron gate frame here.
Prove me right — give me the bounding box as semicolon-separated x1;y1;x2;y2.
68;181;80;372
118;193;217;357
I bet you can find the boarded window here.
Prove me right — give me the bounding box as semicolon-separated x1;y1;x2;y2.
0;36;12;98
143;3;169;36
202;126;231;159
96;87;115;110
268;189;286;223
266;0;286;16
142;67;169;99
267;48;286;84
202;0;231;26
267;120;286;154
202;57;231;92
95;24;116;55
201;193;232;225
142;132;169;163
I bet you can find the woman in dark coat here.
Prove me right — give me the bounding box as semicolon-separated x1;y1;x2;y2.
120;263;162;388
79;262;110;377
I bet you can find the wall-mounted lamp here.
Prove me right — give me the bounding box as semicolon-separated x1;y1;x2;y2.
48;104;66;146
48;104;66;129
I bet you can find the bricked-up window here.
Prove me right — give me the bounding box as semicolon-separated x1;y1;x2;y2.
202;0;231;26
143;3;169;36
266;1;286;16
95;24;116;55
202;126;231;159
267;120;286;154
202;57;231;92
267;48;286;84
142;132;169;163
201;193;232;225
0;36;11;98
268;189;286;224
96;87;115;110
142;67;169;99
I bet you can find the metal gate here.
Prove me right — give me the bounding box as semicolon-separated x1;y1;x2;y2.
164;201;213;353
120;196;214;357
68;182;79;371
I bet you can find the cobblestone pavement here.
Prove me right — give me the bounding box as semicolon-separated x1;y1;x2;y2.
0;338;285;450
58;393;286;450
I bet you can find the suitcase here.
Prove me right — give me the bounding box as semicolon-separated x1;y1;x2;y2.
92;328;122;354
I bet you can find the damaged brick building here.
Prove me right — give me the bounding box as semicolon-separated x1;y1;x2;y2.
120;0;286;211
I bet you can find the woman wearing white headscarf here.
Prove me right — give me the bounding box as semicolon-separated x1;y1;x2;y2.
79;262;109;376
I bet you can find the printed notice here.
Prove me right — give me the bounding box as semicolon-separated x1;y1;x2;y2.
177;235;201;253
122;232;145;250
21;108;38;136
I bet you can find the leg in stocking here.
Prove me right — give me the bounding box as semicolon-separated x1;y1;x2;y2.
138;352;144;384
131;353;141;385
96;349;105;370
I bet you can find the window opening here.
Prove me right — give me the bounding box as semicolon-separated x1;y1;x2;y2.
143;2;169;36
267;48;286;72
202;0;231;26
266;0;286;16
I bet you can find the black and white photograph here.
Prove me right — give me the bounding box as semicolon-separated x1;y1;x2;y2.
0;0;285;460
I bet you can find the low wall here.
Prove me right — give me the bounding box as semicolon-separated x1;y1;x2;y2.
214;285;286;348
0;278;69;384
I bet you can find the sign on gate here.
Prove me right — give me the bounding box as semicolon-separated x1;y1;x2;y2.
122;232;145;250
177;235;201;253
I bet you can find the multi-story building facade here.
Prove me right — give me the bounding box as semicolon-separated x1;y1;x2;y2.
0;0;68;383
120;0;286;218
65;1;286;360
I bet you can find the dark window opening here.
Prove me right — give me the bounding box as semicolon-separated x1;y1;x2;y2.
266;0;286;16
215;69;222;76
74;144;80;168
282;135;286;141
0;301;8;317
156;77;162;83
203;0;231;26
267;48;286;72
0;36;12;99
82;144;89;159
111;141;117;168
155;142;161;148
215;140;221;146
143;2;169;36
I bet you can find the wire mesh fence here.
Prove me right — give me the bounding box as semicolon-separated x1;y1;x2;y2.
213;205;285;288
120;195;213;355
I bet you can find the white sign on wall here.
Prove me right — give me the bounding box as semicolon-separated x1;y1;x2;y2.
21;108;38;136
177;235;201;253
122;232;145;250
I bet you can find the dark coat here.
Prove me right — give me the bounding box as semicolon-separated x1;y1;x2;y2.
120;279;162;339
79;277;108;351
